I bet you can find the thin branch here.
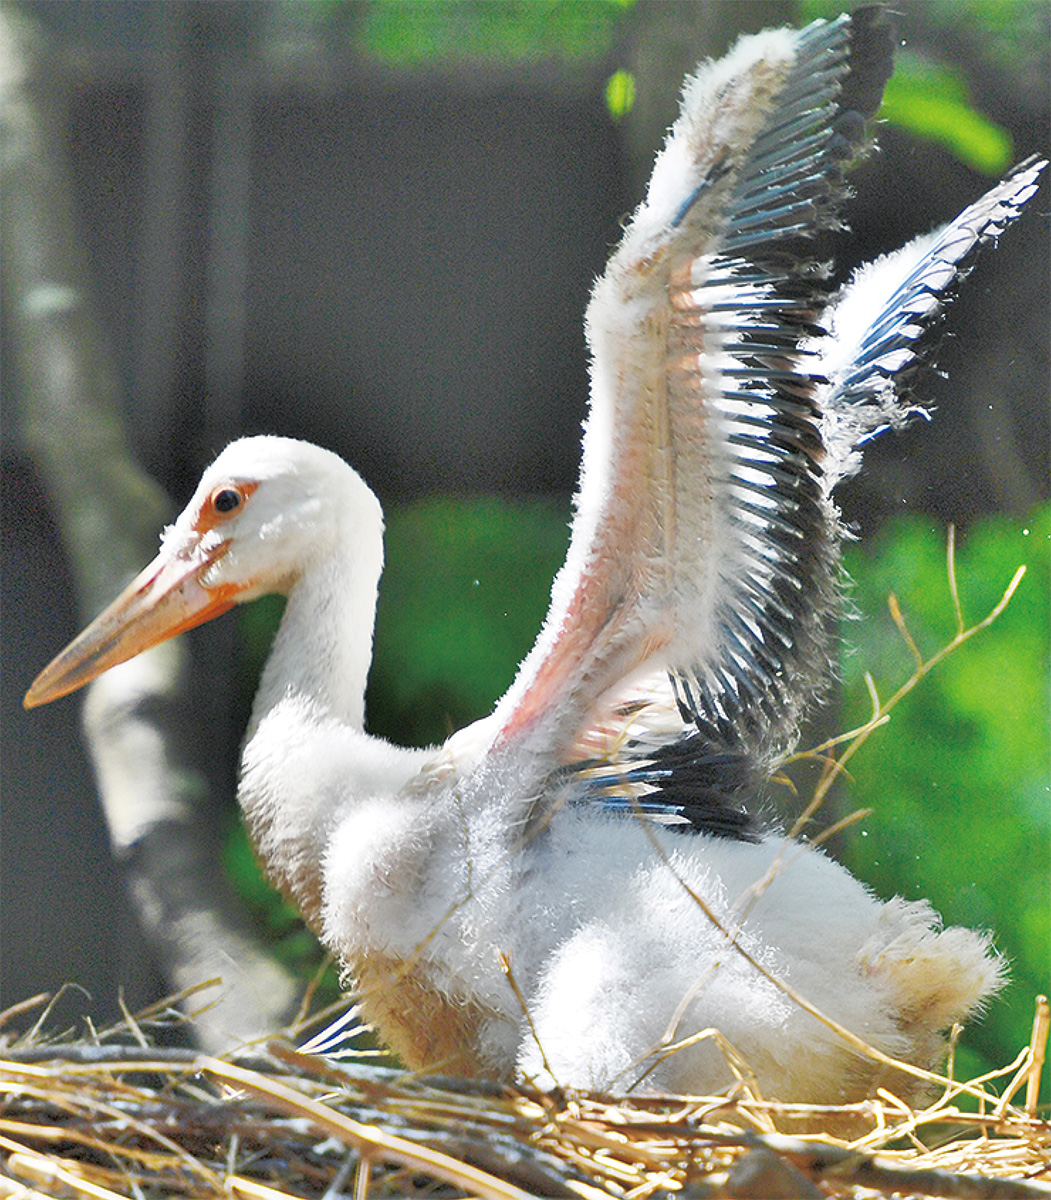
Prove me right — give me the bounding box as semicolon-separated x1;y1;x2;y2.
500;952;563;1096
784;536;1026;830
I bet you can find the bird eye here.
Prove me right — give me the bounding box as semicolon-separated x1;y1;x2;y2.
211;487;244;515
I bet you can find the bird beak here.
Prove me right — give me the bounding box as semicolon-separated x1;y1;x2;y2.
24;541;238;709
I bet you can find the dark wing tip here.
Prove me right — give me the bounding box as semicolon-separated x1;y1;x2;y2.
639;736;765;841
842;6;896;121
662;11;896;769
825;8;895;161
555;734;765;843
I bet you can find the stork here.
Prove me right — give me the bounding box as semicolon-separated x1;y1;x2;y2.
25;10;1045;1104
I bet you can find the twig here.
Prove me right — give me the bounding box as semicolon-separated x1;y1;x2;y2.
746;1130;1051;1198
200;1056;539;1200
784;536;1026;826
1025;996;1049;1118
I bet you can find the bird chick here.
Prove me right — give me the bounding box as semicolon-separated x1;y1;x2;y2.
26;9;1045;1109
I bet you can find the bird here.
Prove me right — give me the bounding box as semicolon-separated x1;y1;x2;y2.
25;9;1045;1106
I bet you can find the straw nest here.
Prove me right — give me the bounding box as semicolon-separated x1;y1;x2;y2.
1;987;1047;1200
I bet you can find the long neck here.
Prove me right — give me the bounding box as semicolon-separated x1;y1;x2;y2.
238;483;411;924
252;529;381;736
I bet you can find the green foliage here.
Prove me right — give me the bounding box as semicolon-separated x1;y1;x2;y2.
294;1;1029;169
352;0;633;67
297;0;640;119
881;53;1012;175
368;495;569;746
839;506;1050;1083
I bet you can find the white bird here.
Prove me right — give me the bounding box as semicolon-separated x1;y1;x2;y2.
25;11;1044;1105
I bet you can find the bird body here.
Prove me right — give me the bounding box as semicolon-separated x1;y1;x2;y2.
26;10;1045;1105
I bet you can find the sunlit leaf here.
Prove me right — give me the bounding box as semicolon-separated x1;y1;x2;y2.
605;69;636;120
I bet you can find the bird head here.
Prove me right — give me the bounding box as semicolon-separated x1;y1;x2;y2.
24;436;366;708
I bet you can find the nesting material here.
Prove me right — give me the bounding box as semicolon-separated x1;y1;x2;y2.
1;993;1047;1200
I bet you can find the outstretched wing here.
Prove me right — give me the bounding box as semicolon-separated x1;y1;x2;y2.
483;11;1043;837
487;12;891;799
816;155;1047;482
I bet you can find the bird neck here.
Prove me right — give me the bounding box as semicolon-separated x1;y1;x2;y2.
253;492;384;736
236;482;393;925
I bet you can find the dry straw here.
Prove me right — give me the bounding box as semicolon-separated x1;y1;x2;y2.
0;985;1048;1200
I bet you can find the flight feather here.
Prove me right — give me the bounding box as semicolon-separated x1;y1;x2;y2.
487;12;1044;838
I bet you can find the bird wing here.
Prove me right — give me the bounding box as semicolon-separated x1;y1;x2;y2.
440;12;1043;838
815;155;1048;484
537;154;1047;838
481;12;892;817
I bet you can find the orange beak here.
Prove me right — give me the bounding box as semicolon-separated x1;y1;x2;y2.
24;541;240;709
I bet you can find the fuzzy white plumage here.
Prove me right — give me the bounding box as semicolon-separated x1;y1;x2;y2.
26;10;1045;1104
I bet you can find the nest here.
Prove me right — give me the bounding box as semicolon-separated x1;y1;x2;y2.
1;990;1048;1200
